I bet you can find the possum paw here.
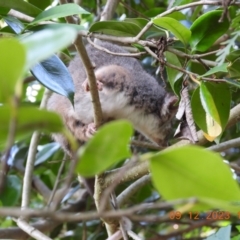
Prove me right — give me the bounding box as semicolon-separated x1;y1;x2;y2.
82;79;103;92
85;122;97;138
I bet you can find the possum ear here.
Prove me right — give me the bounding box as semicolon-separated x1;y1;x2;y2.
161;93;178;117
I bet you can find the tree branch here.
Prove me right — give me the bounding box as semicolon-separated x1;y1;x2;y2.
100;0;120;21
21;89;51;214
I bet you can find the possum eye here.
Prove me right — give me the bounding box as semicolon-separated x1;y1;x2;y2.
75;120;83;127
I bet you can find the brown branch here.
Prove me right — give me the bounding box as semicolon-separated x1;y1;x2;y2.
47;156;67;207
208;137;240;152
0;198;196;221
100;0;120;21
0;192;89;239
117;175;151;207
87;37;146;57
15;219;52;240
21;89;51;214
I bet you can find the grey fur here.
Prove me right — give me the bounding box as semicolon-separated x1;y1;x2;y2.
47;41;177;155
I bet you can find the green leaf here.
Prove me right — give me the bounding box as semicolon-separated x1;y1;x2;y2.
31;55;75;104
76;120;133;177
216;31;240;65
28;0;52;10
124;18;162;39
201;63;228;77
35;142;61;166
191;86;207;132
124;18;149;29
191;82;231;138
30;3;90;25
0;38;26;102
200;82;230;128
150;145;240;211
28;23;85;32
0;0;41;17
153;17;191;46
144;8;165;18
226;49;240;62
228;58;240;78
89;21;142;37
0;106;64;146
190;10;230;52
20;27;77;69
165;12;186;21
0;175;22;206
165;51;183;95
0;7;10;15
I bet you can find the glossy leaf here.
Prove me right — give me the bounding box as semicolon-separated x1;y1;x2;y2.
28;23;85;32
0;7;10;15
124;18;148;29
0;106;64;145
153;17;191;46
3;15;24;34
150;145;240;211
21;27;77;69
31;55;75;104
191;82;231;138
191;86;207;132
35;142;61;166
28;0;52;10
76;121;133;177
228;58;240;78
89;21;141;37
0;175;22;206
190;10;230;52
31;3;90;25
165;51;183;95
0;38;26;102
226;49;240;62
144;7;165;18
201;63;228;77
165;12;186;20
0;0;41;17
199;83;218;127
125;18;162;39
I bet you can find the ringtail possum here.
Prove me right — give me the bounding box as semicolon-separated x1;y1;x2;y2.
47;41;177;155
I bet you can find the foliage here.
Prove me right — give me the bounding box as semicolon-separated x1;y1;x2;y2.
1;0;240;239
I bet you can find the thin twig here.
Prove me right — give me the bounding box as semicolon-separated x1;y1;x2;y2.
87;37;146;57
0;192;89;239
0;198;197;221
208;137;240;152
117;175;151;207
15;219;52;240
47;155;67;207
21;89;51;214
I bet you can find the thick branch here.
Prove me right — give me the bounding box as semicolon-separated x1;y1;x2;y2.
100;0;120;21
